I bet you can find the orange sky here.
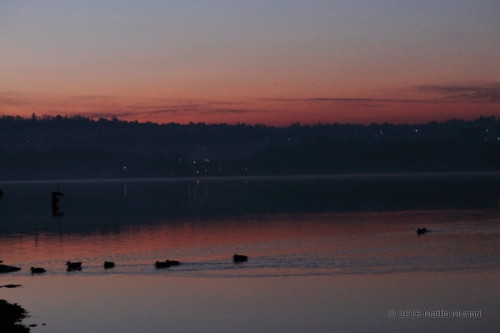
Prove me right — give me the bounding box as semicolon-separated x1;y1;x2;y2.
1;1;499;125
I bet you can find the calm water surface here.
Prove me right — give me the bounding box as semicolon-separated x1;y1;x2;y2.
0;174;499;332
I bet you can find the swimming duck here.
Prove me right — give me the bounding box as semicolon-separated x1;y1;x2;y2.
416;228;428;236
154;260;181;269
233;254;248;263
66;261;82;271
30;267;46;274
104;261;115;269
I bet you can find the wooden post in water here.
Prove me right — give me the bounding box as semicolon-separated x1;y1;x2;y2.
51;185;64;217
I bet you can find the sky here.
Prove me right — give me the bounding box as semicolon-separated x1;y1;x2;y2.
1;0;499;125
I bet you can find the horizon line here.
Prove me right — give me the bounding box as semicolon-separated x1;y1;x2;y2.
1;113;498;128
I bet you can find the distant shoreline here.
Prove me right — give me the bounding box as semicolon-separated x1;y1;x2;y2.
1;170;499;185
1;116;499;180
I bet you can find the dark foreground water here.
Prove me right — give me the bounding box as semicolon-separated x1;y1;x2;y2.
0;173;499;332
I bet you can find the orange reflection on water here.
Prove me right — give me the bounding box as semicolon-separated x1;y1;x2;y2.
1;210;499;332
1;209;498;277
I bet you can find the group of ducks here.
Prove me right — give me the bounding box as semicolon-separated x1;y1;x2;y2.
29;261;85;274
29;254;249;274
10;229;429;275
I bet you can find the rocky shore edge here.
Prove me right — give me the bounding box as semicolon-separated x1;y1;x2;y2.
0;299;30;332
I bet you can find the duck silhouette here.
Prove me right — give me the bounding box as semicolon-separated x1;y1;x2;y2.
416;228;428;236
233;254;248;263
30;267;46;274
154;260;181;269
104;261;115;269
66;261;82;271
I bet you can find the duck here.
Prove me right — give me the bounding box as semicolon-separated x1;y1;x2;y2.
30;267;46;274
233;254;248;263
104;261;115;269
154;260;181;269
166;260;180;266
66;261;82;271
416;228;428;236
154;261;168;268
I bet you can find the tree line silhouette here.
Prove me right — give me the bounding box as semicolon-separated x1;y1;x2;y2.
0;114;498;180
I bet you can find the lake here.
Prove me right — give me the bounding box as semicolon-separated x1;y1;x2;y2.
1;173;499;332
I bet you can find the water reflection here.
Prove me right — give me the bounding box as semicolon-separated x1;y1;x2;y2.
1;175;499;333
0;173;499;235
7;271;499;333
2;210;499;277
